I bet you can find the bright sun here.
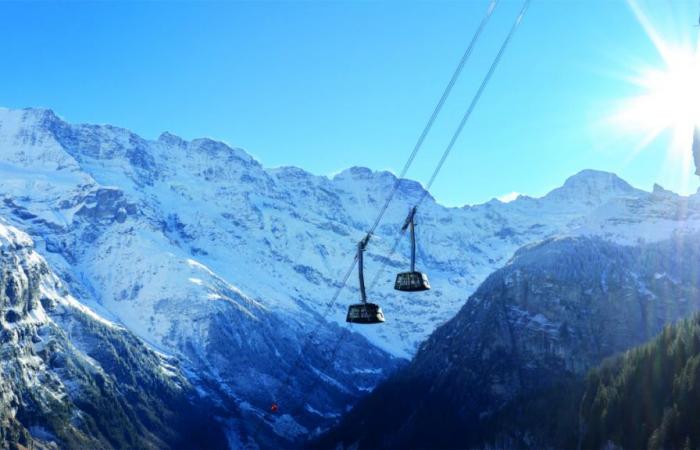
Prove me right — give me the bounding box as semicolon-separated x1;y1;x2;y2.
607;0;700;174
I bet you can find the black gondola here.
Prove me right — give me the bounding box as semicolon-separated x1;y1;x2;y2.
346;302;385;324
395;207;431;292
346;235;385;324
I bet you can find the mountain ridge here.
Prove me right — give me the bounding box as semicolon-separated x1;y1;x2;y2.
3;105;700;445
4;107;659;208
319;233;700;449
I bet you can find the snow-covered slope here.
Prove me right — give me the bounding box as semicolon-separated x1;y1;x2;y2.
0;218;231;449
2;107;700;444
0;108;398;445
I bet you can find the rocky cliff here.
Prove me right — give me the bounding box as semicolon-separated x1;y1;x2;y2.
0;219;229;449
319;234;700;449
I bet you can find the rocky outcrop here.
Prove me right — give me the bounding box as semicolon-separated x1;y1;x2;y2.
319;234;700;449
0;220;228;449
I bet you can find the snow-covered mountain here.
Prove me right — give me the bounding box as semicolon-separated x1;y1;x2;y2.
2;106;700;445
0;108;401;446
0;218;230;449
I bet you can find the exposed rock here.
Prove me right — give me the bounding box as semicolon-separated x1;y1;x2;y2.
319;234;700;449
0;220;228;449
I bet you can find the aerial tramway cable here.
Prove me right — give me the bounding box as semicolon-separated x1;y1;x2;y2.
418;0;531;204
277;0;533;434
281;0;499;332
366;0;499;238
250;0;525;438
370;0;531;298
348;0;498;318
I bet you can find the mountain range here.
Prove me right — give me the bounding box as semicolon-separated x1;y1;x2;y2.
2;107;700;447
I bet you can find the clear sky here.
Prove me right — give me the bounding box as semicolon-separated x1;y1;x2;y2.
1;0;699;206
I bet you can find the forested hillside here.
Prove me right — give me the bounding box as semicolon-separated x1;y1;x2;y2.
579;312;700;450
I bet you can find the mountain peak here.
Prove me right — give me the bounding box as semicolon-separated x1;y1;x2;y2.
0;107;63;132
544;169;638;203
562;169;632;191
333;166;378;180
188;137;259;167
13;106;59;119
652;183;676;197
158;131;187;147
332;166;429;200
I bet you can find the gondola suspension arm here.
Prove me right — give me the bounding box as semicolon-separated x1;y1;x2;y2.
357;234;370;304
401;207;418;273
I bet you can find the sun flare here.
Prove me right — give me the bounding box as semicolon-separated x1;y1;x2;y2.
607;1;700;175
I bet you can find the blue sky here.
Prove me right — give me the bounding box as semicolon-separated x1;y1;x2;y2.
1;0;699;206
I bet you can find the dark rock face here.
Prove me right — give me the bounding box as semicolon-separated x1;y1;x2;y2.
74;188;137;225
319;235;700;449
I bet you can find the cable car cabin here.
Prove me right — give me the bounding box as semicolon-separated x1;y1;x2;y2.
346;235;386;324
395;271;430;292
346;302;385;324
394;207;431;292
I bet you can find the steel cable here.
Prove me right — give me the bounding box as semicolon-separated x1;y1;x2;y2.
366;0;499;237
247;0;508;443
